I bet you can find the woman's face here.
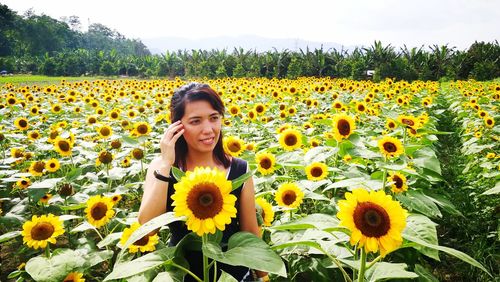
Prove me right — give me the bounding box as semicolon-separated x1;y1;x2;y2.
180;100;222;154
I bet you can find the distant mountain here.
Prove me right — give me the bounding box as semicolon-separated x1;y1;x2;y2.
142;35;356;54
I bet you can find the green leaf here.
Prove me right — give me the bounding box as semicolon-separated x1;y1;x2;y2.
397;190;442;218
231;170;253;191
424;192;463;217
59;203;86;211
365;262;418;282
412;147;441;175
271;213;340;231
82;250;114;269
304;146;337;164
402;214;440;260
153;272;177;282
482;182;500;195
97;232;122;249
25;249;86;282
104;247;176;281
402;233;492;277
203;232;287;277
171;167;185;182
121;134;139;145
0;230;21;243
65;167;82;182
414;264;439;282
29;177;64;189
218;270;238;282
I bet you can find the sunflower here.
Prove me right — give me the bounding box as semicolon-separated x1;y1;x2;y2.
97;124;113;139
223;136;245;157
397;115;418;128
305;162;329;181
332;114;356;142
378;136;404;158
386;119;397;130
96;150;114;166
245;142;256;151
45;159;61;173
388;172;408;193
62;272;85;282
85;195;115;228
171;167;237;236
133;122;151;136
255;152;276;175
275;183;304;209
110;139;122;149
21;214;65;250
26;130;40;141
337;188;408;255
51;104;62;114
484;116;495;128
54;137;73;157
131;148;144;160
58;183;75;197
39;193;52;204
254;103;266;115
355;102;367;113
29;161;46;176
279;128;302;151
11;147;24;158
111;194;122;205
120;222;159;253
14;117;29;131
255;198;275;227
16;177;31;189
121;157;132;167
229;105;241;116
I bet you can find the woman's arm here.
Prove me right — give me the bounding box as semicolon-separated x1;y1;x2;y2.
138;157;171;224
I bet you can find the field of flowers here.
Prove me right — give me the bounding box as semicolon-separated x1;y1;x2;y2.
0;77;498;282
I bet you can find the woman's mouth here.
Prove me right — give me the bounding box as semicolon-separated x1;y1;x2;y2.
200;137;215;145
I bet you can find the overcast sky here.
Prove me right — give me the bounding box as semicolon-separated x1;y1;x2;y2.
2;0;499;50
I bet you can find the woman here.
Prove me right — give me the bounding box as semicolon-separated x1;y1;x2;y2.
138;82;268;282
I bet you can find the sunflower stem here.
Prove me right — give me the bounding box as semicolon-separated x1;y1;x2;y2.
358;248;367;282
170;261;203;282
381;157;388;192
403;127;407;147
45;245;50;258
202;234;209;282
106;163;111;191
213;261;217;282
365;255;382;270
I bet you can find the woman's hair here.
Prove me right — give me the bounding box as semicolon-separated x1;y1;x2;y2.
170;82;230;169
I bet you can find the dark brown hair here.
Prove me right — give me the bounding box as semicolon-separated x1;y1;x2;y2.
170;82;230;169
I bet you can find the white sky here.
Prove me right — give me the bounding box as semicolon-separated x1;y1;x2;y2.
2;0;500;50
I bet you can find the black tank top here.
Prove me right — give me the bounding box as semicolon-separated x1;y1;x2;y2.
166;157;250;281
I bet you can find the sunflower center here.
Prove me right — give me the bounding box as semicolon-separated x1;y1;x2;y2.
187;183;223;219
228;142;241;153
284;134;297;146
134;235;150;246
100;127;111;136
337;119;351;136
34;161;45;172
19;119;28;127
256;105;264;113
99;151;113;164
402;118;414;126
393;176;403;188
383;142;397;153
31;222;55;240
310;167;324;178
91;203;108;220
137;124;148;134
282;191;297;206
111;112;118;119
353;202;391;237
259;158;272;169
231;108;238;114
58;140;70;152
132;149;144;159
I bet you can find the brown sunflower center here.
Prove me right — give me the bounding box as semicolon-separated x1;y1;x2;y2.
34;161;45;173
111;112;119;119
358;105;365;111
187;183;223;219
337;119;351;136
284;134;298;146
31;132;39;138
383;142;397;153
228;141;241;153
31;222;55;240
402;118;415;126
58;140;70;152
111;140;121;149
137;124;148;134
19;119;28;127
282;191;297;206
353;202;391;237
230;107;238;114
99;151;113;164
91;203;108;220
310;167;324;178
132;149;144;159
134;235;150;246
100;127;111;136
50;163;56;168
486;119;493;125
256;105;264;113
259;157;272;169
393;176;403;188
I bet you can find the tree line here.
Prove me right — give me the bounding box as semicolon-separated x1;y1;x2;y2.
0;4;499;81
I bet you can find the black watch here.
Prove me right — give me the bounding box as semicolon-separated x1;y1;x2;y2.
154;170;173;183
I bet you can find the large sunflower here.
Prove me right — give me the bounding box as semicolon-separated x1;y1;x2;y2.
54;137;73;157
21;214;65;250
62;272;85;282
171;167;237;236
255;198;275;227
332;114;356;142
45;159;60;173
255;152;276;175
337;188;408;256
133;122;152;136
389;172;408;193
28;130;41;141
223;136;245;157
14;117;29;131
120;222;159;253
305;162;329;181
29;161;46;176
378;136;404;158
279;129;302;151
275;183;304;209
484;116;495;128
85;195;115;228
97;124;113;139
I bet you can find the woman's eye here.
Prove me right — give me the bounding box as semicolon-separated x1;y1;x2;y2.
190;120;200;125
211;116;220;121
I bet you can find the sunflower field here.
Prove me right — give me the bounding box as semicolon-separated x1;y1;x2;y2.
0;78;499;282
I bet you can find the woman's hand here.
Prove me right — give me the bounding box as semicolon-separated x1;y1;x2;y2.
160;120;185;168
